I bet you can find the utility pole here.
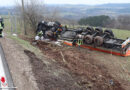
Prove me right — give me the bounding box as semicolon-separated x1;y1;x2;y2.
21;0;27;35
14;13;17;34
8;11;13;34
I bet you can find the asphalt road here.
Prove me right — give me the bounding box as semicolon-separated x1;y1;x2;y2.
0;43;15;90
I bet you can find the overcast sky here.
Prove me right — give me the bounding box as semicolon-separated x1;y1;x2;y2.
0;0;130;6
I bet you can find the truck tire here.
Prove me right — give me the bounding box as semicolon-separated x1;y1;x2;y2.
86;27;94;33
84;35;93;44
104;30;114;38
95;28;103;35
94;36;104;46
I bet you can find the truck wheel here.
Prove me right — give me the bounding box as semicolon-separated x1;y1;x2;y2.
94;36;104;46
95;27;103;35
84;35;93;44
104;30;114;38
86;27;94;33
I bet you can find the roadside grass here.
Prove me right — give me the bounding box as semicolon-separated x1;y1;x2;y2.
3;15;37;52
3;15;23;36
7;34;43;59
4;15;35;38
112;29;130;40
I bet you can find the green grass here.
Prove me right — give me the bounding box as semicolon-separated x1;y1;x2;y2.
112;29;130;40
7;34;43;59
3;15;23;35
8;35;35;50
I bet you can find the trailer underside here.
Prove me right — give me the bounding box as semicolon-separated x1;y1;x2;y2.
64;41;130;57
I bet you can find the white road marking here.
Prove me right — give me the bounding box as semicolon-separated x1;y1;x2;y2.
0;55;9;90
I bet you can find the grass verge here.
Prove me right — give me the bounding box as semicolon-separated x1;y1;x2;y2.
7;34;43;59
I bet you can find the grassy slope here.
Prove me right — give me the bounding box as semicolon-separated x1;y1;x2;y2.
112;29;130;39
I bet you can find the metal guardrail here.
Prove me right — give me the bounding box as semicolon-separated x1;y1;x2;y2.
0;43;16;90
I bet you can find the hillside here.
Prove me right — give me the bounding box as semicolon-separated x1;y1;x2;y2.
47;3;130;20
0;7;12;15
1;3;130;20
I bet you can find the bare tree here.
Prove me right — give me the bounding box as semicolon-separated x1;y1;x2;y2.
105;15;130;30
15;0;45;35
117;15;130;30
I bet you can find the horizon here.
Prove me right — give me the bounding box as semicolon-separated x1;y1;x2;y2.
0;2;130;7
0;0;130;6
46;3;130;6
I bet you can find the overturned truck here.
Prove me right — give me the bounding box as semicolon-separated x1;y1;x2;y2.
35;21;64;40
62;27;130;57
35;21;130;57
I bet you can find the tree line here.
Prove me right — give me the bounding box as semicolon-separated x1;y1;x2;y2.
78;15;110;27
78;15;130;30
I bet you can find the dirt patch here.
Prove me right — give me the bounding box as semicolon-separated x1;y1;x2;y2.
23;39;125;90
63;49;123;90
19;35;128;90
24;50;82;90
